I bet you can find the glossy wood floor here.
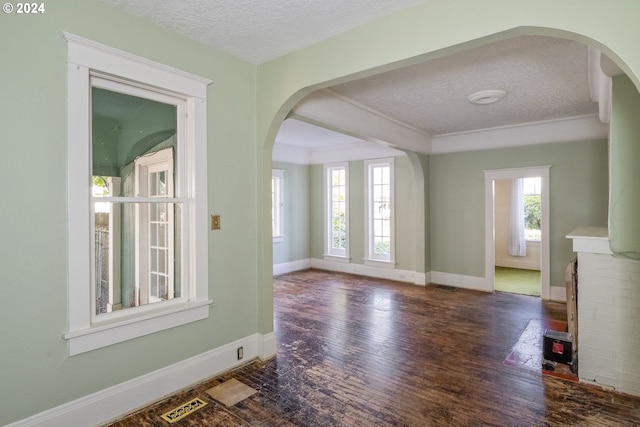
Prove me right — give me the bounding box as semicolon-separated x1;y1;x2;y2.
107;269;640;426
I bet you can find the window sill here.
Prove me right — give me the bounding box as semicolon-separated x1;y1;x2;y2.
323;255;350;263
363;259;396;269
64;299;212;356
273;235;285;243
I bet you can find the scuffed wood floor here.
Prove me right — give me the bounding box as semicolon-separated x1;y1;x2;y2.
107;269;640;426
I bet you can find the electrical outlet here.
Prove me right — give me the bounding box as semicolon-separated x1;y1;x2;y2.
237;346;243;360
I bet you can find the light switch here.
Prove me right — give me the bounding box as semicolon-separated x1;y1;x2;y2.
211;215;221;230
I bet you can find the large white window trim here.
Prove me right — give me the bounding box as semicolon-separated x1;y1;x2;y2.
64;33;211;356
364;158;395;268
324;162;349;262
272;169;285;243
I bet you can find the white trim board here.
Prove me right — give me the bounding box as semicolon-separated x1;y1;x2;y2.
273;259;312;276
283;260;567;302
430;271;491;292
273;258;430;285
310;258;428;285
7;333;276;427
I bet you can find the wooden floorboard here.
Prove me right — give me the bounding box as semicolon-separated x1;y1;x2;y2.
107;269;640;426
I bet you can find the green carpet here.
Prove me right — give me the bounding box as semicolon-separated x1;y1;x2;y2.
495;267;541;296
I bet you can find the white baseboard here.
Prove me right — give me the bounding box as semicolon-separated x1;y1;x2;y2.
275;261;563;303
495;258;541;271
8;333;277;427
430;271;491;292
310;258;427;285
273;259;312;275
550;285;568;302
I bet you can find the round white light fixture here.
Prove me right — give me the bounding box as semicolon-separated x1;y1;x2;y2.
468;89;507;105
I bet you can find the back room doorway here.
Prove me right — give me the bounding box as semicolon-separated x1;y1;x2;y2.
484;166;551;299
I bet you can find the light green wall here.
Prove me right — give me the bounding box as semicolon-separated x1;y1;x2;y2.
430;140;609;287
609;75;640;258
272;162;311;264
0;1;257;424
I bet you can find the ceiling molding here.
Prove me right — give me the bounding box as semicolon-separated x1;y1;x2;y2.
431;114;608;155
291;90;431;154
273;141;404;165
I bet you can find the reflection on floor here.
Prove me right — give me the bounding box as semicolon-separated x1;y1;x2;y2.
495;266;541;296
504;318;578;382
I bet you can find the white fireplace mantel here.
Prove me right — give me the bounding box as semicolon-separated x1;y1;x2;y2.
566;226;611;254
566;226;640;397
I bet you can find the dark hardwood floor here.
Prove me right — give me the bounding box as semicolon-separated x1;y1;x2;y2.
107;269;640;426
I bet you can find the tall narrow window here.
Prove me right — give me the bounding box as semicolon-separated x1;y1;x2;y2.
324;163;349;260
272;169;284;242
365;158;394;266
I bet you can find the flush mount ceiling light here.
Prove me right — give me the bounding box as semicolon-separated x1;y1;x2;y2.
468;89;507;105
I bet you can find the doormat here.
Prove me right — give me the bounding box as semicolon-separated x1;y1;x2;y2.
205;378;257;407
160;397;207;424
504;318;577;382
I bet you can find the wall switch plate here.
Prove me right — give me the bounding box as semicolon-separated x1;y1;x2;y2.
211;215;221;230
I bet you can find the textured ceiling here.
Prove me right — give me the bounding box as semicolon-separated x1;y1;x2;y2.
99;0;426;64
100;1;600;153
329;36;597;136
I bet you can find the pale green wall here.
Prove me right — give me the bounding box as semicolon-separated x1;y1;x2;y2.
0;1;257;424
272;162;311;264
609;75;640;258
430;140;609;287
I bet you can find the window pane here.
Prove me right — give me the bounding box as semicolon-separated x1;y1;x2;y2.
93;202;179;315
91;87;177;184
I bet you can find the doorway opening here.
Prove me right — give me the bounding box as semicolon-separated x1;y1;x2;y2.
484;166;550;299
493;176;542;296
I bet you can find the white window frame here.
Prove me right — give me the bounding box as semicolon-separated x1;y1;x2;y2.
324;163;350;262
272;169;285;243
64;33;211;356
364;158;395;268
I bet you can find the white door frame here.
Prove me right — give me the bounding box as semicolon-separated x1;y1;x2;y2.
484;166;551;299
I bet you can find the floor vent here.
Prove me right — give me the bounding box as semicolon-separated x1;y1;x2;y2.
435;284;459;292
160;397;208;423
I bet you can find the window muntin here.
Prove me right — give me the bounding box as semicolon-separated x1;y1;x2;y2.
65;33;211;355
365;159;394;265
324;163;349;259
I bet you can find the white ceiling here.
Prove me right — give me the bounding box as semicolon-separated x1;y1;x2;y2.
99;0;426;64
101;1;610;163
329;36;597;136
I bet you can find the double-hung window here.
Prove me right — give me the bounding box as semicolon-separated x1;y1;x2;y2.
64;33;211;355
324;163;349;260
364;158;395;267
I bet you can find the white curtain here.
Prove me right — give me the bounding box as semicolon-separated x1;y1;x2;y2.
508;178;527;257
